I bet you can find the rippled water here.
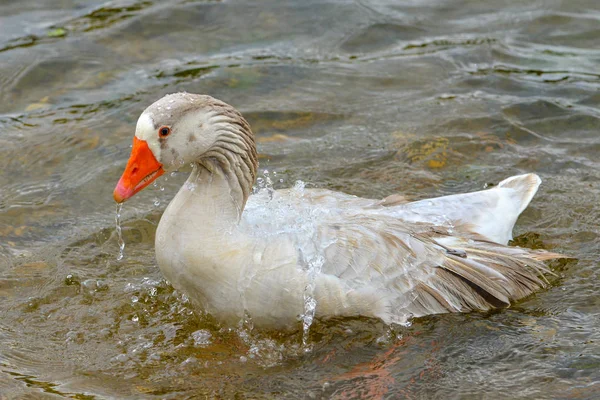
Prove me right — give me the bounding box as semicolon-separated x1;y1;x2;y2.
1;0;599;398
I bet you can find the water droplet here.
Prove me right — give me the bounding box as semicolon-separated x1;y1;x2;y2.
154;199;160;206
301;254;325;347
131;295;139;303
115;203;125;261
191;330;212;346
64;274;79;286
132;315;139;322
294;180;306;194
124;282;136;293
160;186;165;191
239;356;247;363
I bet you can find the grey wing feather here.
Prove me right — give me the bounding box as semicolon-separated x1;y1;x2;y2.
317;213;564;323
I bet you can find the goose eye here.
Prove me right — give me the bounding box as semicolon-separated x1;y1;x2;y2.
158;126;171;137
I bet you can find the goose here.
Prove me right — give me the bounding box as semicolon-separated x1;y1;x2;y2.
113;93;564;330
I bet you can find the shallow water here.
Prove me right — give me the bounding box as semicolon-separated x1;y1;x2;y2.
1;0;599;398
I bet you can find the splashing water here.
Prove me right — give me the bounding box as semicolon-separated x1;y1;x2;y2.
263;170;274;200
115;203;125;261
253;169;275;200
301;254;324;349
243;178;332;347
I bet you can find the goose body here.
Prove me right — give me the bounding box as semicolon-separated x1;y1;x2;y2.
114;93;563;329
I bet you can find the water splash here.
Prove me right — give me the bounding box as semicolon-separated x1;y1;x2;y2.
301;254;324;349
253;169;275;200
293;179;305;194
115;203;125;261
263;169;274;200
242;178;341;346
245;178;330;346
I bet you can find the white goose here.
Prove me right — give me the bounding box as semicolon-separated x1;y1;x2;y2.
114;93;563;329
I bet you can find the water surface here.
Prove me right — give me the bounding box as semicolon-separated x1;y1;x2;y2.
1;0;599;398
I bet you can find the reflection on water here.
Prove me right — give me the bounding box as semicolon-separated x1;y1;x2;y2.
1;0;599;398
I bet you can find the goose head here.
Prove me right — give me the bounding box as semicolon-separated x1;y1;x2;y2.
113;93;257;203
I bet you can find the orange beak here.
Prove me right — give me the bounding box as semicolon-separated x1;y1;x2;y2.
113;137;164;203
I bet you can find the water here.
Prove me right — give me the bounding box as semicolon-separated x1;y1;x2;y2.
1;0;600;398
115;203;125;261
301;253;325;350
248;176;328;346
